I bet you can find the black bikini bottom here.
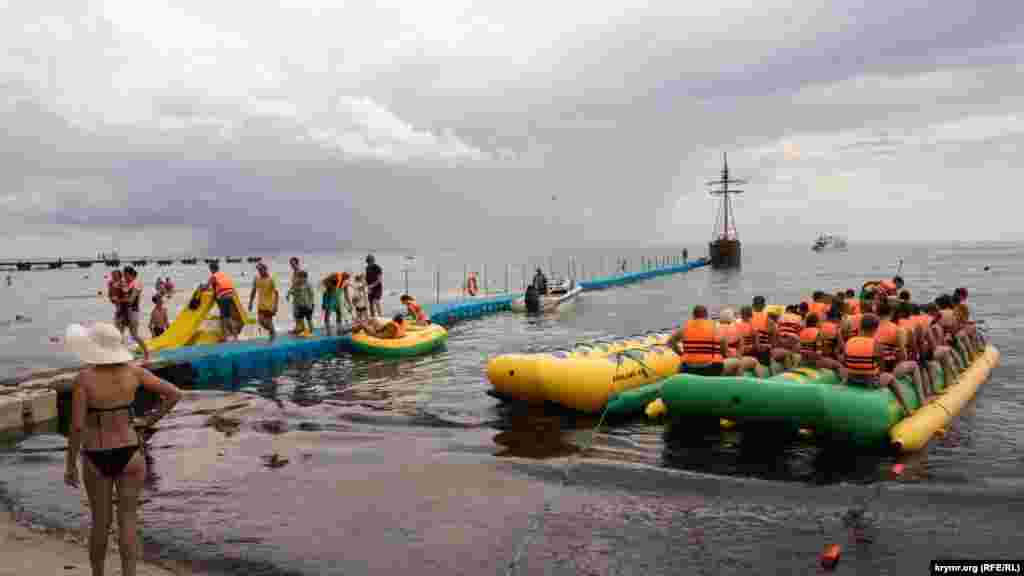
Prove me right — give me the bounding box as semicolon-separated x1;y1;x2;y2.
83;445;140;478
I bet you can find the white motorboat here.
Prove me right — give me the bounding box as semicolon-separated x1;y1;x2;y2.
511;278;582;313
812;234;848;252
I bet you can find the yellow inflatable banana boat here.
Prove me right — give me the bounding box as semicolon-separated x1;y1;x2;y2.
889;345;1000;452
486;332;681;413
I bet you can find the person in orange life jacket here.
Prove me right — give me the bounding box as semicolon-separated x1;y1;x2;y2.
950;291;980;357
798;313;822;367
667;305;728;377
717;308;758;376
911;303;944;390
876;299;927;405
957;287;985;347
749;296;779;374
925;302;963;385
877;276;904;298
809;291;829;319
814;302;844;371
840;313;913;417
207;262;240;342
842;298;874;340
737;306;768;377
400;294;431;325
353;314;406;339
935;294;969;369
775;305;804;369
895;302;937;399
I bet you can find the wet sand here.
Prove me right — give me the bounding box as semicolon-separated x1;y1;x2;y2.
3;390;1023;575
0;508;196;576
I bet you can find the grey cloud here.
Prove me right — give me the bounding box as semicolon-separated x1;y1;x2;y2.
2;1;1024;253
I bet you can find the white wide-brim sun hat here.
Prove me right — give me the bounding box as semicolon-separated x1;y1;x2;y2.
65;323;134;365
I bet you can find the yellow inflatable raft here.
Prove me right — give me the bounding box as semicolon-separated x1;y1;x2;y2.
486;333;681;413
350;322;448;357
889;345;1000;452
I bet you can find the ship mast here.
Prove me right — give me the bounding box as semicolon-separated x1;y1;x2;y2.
707;152;746;240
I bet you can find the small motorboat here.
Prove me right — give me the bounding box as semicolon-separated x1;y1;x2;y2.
812;234;848;252
511;278;583;313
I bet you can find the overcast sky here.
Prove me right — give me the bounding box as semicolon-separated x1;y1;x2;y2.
2;1;1022;257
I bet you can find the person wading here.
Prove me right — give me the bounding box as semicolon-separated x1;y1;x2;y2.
64;323;181;576
207;262;240;342
248;262;278;341
365;255;384;318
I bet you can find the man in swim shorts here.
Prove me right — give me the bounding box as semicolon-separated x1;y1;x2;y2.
365;255;383;318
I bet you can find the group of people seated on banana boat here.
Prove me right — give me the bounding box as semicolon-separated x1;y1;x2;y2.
667;277;985;417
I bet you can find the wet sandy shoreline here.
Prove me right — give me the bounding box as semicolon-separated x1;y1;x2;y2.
2;390;1022;575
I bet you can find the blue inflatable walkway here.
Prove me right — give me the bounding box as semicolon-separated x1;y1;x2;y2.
147;258;708;387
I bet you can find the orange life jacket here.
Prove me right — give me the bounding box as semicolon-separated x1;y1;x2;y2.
407;300;427;323
799;327;820;354
777;313;803;341
875;320;900;364
682;319;723;365
844;336;880;377
329;272;344;290
752;311;770;349
846;300;861;316
210;271;235;298
809;301;828;318
719;322;740;358
818;321;840;357
736;321;755;350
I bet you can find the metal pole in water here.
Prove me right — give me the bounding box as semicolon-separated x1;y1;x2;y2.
404;269;409;295
505;263;509;294
463;263;467;301
435;267;440;304
484;263;488;296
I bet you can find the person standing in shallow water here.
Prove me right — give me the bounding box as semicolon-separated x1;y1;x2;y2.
365;255;383;318
207;262;240;342
248;261;278;341
64;322;181;576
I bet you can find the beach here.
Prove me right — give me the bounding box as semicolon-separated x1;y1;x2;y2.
0;243;1021;574
0;509;194;576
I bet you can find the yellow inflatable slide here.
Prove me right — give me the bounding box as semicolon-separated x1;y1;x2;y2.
142;289;255;353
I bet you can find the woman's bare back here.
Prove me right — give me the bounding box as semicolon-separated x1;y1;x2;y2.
78;365;143;451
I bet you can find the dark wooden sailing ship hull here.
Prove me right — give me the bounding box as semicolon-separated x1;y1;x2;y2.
709;238;741;269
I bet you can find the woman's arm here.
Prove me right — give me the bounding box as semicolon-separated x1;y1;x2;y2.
64;375;87;486
135;367;182;428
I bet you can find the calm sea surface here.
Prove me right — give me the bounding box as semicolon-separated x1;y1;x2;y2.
1;242;1021;575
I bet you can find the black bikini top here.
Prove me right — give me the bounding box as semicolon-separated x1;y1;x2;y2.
87;403;136;423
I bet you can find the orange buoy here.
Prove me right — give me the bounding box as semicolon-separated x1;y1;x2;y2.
820;544;841;570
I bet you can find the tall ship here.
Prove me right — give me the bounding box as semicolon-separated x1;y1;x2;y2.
706;153;745;269
812;234;848;252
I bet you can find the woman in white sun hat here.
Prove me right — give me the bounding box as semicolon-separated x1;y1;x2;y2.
63;322;181;576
